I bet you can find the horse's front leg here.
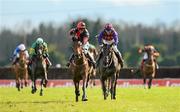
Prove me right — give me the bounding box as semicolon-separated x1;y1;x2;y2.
24;67;28;87
143;76;147;89
82;74;88;101
31;75;37;94
148;75;153;89
40;78;43;96
110;74;117;100
43;71;48;88
101;77;108;100
73;79;80;102
16;73;21;91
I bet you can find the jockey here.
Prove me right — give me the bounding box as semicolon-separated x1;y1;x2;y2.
12;43;29;65
29;37;52;69
66;21;96;68
96;23;124;68
138;44;159;69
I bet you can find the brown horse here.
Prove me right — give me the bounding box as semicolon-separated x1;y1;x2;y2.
97;44;121;100
86;45;98;87
13;50;28;91
69;41;90;102
141;47;159;89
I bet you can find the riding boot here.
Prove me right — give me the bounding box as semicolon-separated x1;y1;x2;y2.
114;51;124;68
46;57;52;70
86;52;96;68
141;59;145;70
66;53;74;67
96;51;102;67
154;59;159;69
12;57;19;65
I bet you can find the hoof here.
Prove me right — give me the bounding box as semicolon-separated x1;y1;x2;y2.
82;98;88;101
40;92;43;96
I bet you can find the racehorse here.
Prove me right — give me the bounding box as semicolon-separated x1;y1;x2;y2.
141;47;158;89
13;50;28;91
86;45;98;87
69;40;90;102
97;44;121;100
30;44;48;96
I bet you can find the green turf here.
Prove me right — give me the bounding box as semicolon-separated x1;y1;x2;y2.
0;86;179;112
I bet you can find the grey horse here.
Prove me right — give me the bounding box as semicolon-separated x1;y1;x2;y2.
97;44;121;100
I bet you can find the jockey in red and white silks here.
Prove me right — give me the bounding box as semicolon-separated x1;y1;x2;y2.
67;21;96;68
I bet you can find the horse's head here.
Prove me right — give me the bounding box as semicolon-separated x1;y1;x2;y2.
145;47;154;60
35;43;44;59
102;44;113;67
72;40;83;59
18;50;27;67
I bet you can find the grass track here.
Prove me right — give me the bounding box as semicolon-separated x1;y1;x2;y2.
0;87;180;112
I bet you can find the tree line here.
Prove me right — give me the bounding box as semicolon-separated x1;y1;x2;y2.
0;18;180;67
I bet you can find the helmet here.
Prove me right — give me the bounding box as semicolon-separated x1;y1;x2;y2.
36;38;44;44
18;44;26;51
77;21;86;29
104;23;113;31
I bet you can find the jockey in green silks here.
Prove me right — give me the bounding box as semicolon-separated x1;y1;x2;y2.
29;37;52;69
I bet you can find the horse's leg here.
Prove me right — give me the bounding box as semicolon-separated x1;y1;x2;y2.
14;66;20;91
113;77;117;100
16;72;21;91
20;70;24;89
111;74;117;100
82;75;88;101
101;78;107;100
43;68;48;88
148;76;153;89
20;77;23;89
107;78;110;95
74;80;80;102
110;74;116;100
40;78;43;96
31;75;37;94
24;68;28;87
93;71;96;86
143;75;146;89
86;73;90;88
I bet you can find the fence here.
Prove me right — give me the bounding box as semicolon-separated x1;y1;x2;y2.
0;67;179;79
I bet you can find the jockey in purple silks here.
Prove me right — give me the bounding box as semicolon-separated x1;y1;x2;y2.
96;23;124;68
